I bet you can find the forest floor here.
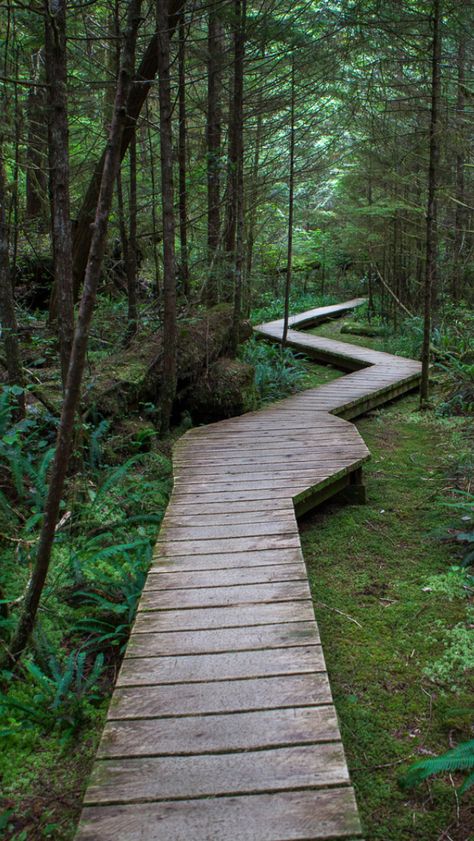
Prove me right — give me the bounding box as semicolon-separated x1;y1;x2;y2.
0;310;472;840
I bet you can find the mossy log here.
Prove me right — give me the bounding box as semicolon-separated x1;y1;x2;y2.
85;305;253;419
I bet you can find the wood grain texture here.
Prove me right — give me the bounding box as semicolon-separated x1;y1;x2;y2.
98;705;339;757
76;788;363;841
85;744;350;804
117;645;325;686
125;620;320;657
108;673;333;719
75;299;421;839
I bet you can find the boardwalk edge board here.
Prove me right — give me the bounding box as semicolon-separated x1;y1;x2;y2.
75;299;421;840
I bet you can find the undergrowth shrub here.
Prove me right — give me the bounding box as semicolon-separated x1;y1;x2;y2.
0;650;104;738
240;338;306;404
0;387;171;745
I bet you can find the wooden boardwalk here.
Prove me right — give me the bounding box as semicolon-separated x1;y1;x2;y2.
76;299;421;841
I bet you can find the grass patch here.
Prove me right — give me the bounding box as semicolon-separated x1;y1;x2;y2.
300;394;473;841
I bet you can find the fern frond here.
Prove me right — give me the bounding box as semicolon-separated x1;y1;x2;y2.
400;740;474;790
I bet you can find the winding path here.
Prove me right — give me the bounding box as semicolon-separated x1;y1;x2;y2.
76;299;421;841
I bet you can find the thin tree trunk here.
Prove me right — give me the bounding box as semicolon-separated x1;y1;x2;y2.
177;9;190;298
5;0;142;667
44;0;74;388
245;72;263;314
71;0;185;300
223;84;237;291
452;36;465;301
230;0;246;352
420;0;441;408
146;99;161;297
282;53;295;347
116;167;129;272
157;0;177;435
206;2;223;305
126;129;138;338
0;150;25;416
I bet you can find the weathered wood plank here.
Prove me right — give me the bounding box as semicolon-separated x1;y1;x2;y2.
152;534;302;555
151;547;304;571
85;743;350;804
145;562;307;589
108;673;333;718
163;508;295;526
156;520;296;541
117;646;325;685
133;600;316;632
97;705;339;757
76;787;363;841
139;580;311;611
126;621;320;656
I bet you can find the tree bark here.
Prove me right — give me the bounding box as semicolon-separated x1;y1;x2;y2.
245;100;263;314
230;0;246;353
282;53;295;347
178;9;190;298
6;0;143;667
44;0;74;388
206;2;223;305
0;150;25;415
420;0;441;407
146;99;161;296
157;0;177;435
452;36;465;301
126;129;138;338
70;0;185;300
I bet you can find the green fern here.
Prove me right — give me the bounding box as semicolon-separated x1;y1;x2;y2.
400;739;474;794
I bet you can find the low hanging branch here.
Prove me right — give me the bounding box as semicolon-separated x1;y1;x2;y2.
5;0;143;668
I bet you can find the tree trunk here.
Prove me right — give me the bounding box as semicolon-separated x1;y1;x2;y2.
206;3;223;305
245;58;264;314
6;0;143;667
44;0;74;388
116;167;129;270
126;129;138;338
420;0;442;407
71;0;185;300
178;9;190;298
0;150;25;416
230;0;246;353
157;0;177;435
146;99;161;297
452;36;465;301
282;53;295;347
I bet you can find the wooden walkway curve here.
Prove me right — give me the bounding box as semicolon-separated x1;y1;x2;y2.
76;299;422;841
